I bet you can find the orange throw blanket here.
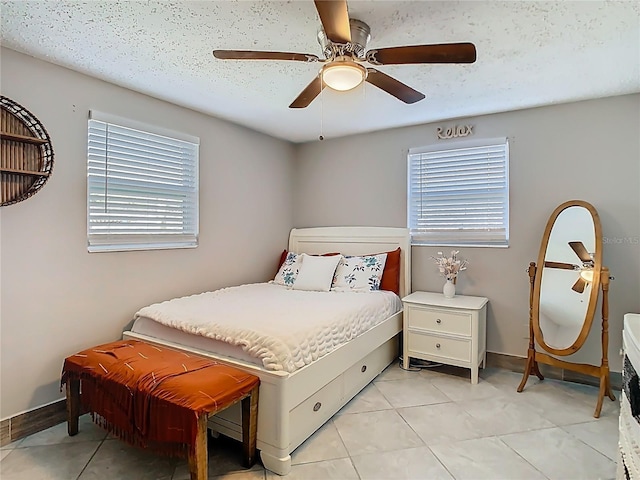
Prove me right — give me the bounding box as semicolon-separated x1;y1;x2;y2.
61;339;259;455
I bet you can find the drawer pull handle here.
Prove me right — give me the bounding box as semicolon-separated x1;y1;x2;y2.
361;365;367;373
436;343;441;349
436;319;442;324
313;402;322;412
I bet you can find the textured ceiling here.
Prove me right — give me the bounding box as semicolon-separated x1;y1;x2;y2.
1;1;639;143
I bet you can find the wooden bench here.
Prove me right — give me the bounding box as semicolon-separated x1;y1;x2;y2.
62;340;259;480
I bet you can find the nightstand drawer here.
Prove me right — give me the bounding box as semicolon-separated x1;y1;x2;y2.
406;307;472;336
408;332;471;362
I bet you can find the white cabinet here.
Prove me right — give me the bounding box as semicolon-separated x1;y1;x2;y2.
402;291;488;384
619;313;640;478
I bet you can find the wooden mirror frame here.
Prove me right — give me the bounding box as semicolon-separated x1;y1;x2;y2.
532;200;603;355
517;200;615;418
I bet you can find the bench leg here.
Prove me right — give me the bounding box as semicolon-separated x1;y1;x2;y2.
189;414;208;480
241;385;259;468
65;377;80;436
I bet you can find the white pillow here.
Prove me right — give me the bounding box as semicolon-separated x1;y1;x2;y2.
331;253;388;292
293;254;343;292
273;252;302;287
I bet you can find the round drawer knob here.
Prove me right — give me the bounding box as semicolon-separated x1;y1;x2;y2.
436;319;442;324
313;402;322;412
361;365;367;373
436;343;441;349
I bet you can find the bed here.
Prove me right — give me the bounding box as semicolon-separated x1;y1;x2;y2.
123;226;411;475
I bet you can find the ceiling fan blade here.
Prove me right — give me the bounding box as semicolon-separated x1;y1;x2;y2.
365;68;425;104
568;241;592;263
289;76;325;109
314;0;351;44
544;261;578;270
571;277;587;293
366;43;477;65
213;50;320;62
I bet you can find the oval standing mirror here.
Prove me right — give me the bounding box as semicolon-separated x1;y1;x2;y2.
517;200;615;418
534;201;602;353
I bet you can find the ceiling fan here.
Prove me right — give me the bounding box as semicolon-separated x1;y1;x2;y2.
212;0;477;108
544;241;595;293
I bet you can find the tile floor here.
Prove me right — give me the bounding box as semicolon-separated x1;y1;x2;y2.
0;362;621;480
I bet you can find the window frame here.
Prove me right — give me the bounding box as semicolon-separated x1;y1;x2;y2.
407;137;510;248
87;111;200;253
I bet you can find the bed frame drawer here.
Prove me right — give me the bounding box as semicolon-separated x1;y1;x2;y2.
344;338;396;399
290;376;343;447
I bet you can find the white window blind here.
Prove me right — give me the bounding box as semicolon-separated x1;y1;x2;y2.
87;112;199;252
408;138;509;247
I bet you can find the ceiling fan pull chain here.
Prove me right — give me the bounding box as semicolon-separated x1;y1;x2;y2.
363;73;367;103
319;80;324;141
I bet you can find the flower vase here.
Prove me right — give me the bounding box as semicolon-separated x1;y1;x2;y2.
443;279;456;298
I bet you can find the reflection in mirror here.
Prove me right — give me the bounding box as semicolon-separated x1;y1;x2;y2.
539;206;596;349
517;200;615;418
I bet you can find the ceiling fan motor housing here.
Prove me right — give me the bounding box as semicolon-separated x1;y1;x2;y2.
317;18;371;59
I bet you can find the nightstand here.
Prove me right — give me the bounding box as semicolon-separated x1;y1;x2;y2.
402;291;489;384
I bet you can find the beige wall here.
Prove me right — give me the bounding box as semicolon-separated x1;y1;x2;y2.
294;94;640;372
2;46;638;420
0;48;296;419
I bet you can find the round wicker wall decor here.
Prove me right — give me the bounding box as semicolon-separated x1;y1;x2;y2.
1;96;54;207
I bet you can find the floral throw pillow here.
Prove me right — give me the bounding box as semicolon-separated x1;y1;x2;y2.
331;253;388;292
273;252;302;287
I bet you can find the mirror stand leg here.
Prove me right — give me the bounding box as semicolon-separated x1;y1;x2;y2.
593;271;615;418
517;262;544;393
593;366;615;418
517;349;543;392
517;354;532;392
532;358;544;380
602;270;616;401
594;376;606;418
519;262;544;393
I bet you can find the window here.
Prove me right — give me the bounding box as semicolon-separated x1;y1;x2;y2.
408;137;509;247
87;111;199;252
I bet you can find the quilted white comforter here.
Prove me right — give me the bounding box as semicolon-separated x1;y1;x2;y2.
134;283;402;373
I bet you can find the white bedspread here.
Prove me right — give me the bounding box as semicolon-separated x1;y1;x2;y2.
134;283;402;373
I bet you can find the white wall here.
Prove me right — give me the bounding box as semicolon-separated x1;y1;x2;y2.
294;94;640;372
0;48;296;419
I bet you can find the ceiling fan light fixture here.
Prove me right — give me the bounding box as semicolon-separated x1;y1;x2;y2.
579;267;594;283
321;60;367;91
